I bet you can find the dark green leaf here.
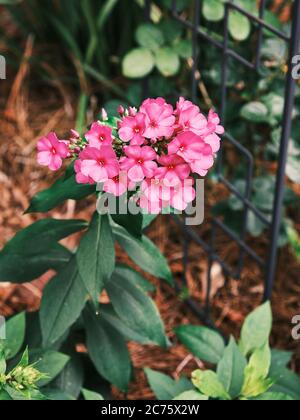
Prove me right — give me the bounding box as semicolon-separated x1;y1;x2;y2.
173;390;209;401
240;101;269;123
77;212;115;303
53;352;84;399
82;388;104;400
100;304;153;345
40;258;87;347
0;219;87;283
270;368;300;400
42;388;76;401
111;212;143;239
113;223;173;286
174;325;225;364
107;266;167;347
0;312;25;359
114;264;155;293
84;307;131;392
145;368;192;400
30;350;70;387
26;173;95;213
252;392;293;401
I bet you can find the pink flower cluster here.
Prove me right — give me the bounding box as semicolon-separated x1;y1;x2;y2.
37;98;224;212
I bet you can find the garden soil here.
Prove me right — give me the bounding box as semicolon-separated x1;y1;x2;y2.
0;81;299;400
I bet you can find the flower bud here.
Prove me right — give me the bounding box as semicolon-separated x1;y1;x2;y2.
118;105;125;117
101;108;108;121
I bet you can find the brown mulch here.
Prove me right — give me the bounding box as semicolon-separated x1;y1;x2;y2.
0;70;300;400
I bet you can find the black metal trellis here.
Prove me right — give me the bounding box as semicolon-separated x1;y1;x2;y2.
145;0;300;326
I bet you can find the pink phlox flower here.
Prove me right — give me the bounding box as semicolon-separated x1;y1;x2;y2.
170;178;196;211
175;97;207;136
168;132;213;163
103;171;128;197
207;109;225;135
119;113;146;146
74;159;95;185
189;154;215;177
155;154;190;187
201;110;225;153
85;122;113;149
79;146;119;183
140;98;175;139
37;132;69;171
120;146;157;183
139;178;170;214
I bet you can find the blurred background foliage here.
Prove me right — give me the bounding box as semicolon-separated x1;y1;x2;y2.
0;0;299;258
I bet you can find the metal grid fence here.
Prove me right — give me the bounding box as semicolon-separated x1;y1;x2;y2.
145;0;300;325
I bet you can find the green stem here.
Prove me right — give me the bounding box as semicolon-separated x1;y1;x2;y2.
76;93;89;134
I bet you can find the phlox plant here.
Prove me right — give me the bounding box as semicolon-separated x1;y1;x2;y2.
37;97;223;212
146;302;300;401
0;97;222;398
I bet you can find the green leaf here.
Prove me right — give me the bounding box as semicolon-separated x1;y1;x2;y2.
122;48;155;79
155;47;180;77
0;389;12;400
16;347;29;367
4;385;48;401
203;0;225;22
229;11;251;41
270;368;300;400
240;101;269;123
173;39;193;59
142;214;158;230
83;307;131;392
26;173;95;213
145;368;192;400
252;392;293;401
113;223;173;285
40;258;87;347
0;349;6;375
242;344;273;399
100;304;154;345
115;264;155;293
0;312;25;360
53;350;84;399
269;350;293;378
217;336;247;399
240;302;272;356
173;390;209;401
29;350;70;387
82;388;104;401
106;266;167;347
192;370;231;400
77;212;115;303
135;23;164;51
42;388;76;401
0;219;87;283
174;325;225;364
111;212;143;239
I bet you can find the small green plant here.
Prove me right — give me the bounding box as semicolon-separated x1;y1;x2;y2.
0;313;72;400
146;302;300;401
122;20;192;79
